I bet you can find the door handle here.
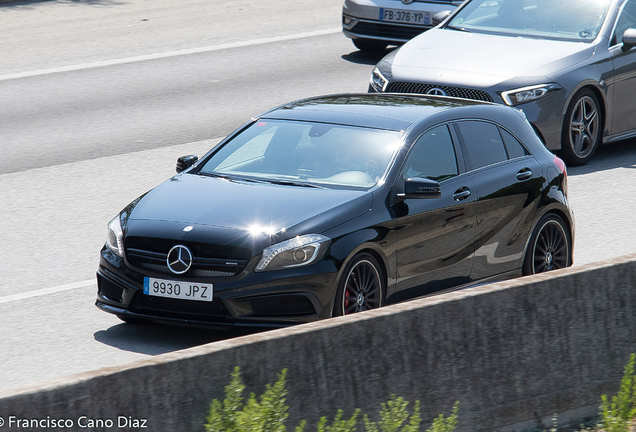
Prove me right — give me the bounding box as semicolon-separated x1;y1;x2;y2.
453;187;471;201
516;168;532;181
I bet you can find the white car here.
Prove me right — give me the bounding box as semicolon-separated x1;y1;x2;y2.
343;0;463;52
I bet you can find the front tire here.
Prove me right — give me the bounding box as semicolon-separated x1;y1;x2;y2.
523;214;572;275
561;88;602;166
353;39;388;53
333;253;384;316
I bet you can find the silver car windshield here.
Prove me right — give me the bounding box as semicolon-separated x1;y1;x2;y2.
448;0;612;42
199;120;402;189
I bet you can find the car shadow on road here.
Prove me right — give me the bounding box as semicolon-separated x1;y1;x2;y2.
341;47;396;66
567;139;636;176
93;322;257;355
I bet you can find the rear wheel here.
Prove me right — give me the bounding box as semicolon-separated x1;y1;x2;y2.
561;88;601;166
333;253;384;316
523;214;571;275
353;39;388;53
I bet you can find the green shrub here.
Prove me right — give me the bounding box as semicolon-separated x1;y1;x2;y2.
363;395;421;432
425;402;459;432
599;353;636;432
205;368;458;432
315;409;360;432
205;366;291;432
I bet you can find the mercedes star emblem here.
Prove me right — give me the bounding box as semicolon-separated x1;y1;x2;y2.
167;245;193;274
427;88;448;96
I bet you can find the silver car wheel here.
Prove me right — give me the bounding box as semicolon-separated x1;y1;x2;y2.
567;95;599;160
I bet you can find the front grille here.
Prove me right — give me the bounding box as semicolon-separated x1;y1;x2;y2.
350;21;428;41
125;237;250;279
386;82;494;102
129;292;232;322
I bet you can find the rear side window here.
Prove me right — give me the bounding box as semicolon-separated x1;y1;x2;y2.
456;121;508;170
500;128;529;159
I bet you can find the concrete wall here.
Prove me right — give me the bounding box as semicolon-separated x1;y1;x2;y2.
2;254;636;432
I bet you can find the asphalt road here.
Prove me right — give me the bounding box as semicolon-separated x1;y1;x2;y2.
0;0;635;393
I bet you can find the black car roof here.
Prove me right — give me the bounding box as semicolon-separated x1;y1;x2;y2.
260;93;492;131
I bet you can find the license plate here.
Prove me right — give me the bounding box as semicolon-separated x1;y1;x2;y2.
143;277;213;302
379;9;431;25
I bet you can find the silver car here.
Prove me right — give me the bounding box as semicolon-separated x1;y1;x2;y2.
343;0;463;52
369;0;636;165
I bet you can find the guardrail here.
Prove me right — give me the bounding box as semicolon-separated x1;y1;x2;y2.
1;253;635;432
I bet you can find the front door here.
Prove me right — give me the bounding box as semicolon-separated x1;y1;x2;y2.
610;0;636;136
393;124;477;303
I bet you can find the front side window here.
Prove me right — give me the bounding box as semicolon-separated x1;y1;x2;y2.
199;120;402;188
456;121;508;170
448;0;612;42
613;0;636;45
402;125;459;182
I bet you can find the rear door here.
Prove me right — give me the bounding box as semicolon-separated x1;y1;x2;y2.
454;120;543;279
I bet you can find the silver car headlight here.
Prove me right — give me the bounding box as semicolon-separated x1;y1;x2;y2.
500;83;562;106
106;215;124;258
370;49;398;92
255;234;330;272
371;67;390;92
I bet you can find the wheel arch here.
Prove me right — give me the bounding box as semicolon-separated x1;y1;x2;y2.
562;83;608;136
330;242;390;314
521;208;574;275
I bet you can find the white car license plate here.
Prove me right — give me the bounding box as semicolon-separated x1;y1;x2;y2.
379;9;431;25
143;277;213;302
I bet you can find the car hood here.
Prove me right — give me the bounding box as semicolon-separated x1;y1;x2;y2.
126;173;372;239
390;29;595;88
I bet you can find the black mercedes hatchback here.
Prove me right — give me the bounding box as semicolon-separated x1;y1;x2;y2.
96;94;574;328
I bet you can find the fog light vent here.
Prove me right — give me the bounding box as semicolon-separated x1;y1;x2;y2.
249;295;315;317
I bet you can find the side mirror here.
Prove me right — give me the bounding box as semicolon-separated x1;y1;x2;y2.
398;177;441;200
432;10;452;26
176;155;198;173
622;28;636;50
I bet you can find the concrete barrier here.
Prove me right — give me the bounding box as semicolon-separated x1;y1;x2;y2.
2;254;636;432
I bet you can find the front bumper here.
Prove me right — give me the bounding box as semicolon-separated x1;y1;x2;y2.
96;248;340;329
343;14;433;44
342;0;459;44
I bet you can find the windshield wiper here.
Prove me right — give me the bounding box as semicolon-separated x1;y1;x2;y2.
198;172;260;184
446;25;469;32
264;179;327;189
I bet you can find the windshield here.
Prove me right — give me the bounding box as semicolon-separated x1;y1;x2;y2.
198;120;403;189
448;0;612;42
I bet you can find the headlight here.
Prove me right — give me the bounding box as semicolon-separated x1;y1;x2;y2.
106;215;124;257
370;67;390;92
369;49;398;92
255;234;331;272
500;83;562;106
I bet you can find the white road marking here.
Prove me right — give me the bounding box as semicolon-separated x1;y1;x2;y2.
0;28;341;82
0;280;95;305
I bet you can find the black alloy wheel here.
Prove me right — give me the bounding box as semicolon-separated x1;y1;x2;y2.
561;88;601;166
353;38;389;53
334;253;384;316
523;214;571;275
